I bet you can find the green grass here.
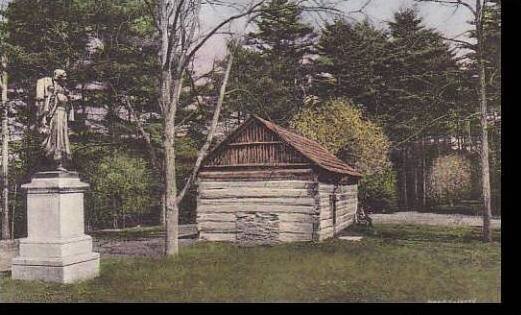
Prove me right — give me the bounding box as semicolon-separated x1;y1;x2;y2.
0;224;500;302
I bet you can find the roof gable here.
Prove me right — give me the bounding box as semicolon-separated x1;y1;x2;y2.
202;116;361;177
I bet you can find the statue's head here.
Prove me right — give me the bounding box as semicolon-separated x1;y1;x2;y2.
53;69;67;81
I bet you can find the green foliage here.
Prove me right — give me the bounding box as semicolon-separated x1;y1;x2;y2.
225;0;316;125
291;98;396;212
314;20;388;114
291;99;391;175
427;154;473;206
83;151;153;229
175;137;199;224
315;10;462;142
381;8;462;141
359;168;398;213
3;0;89;84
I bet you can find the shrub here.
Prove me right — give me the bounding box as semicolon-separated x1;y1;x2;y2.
291;98;397;212
427;154;473;206
84;151;154;229
359;167;398;213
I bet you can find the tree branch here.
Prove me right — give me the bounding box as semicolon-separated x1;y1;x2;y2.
122;97;160;170
182;1;265;70
176;47;234;206
415;0;477;16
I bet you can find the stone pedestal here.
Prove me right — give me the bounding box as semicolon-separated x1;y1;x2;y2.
11;171;100;283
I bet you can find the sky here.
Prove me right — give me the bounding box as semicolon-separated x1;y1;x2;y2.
1;0;475;73
193;0;475;73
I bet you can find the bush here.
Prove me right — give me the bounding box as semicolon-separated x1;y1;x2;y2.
427;154;473;206
84;151;154;229
359;167;398;213
291;98;397;212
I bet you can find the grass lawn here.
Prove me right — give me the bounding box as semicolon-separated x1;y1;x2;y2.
0;224;501;303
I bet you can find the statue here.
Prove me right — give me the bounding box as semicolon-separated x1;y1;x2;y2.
35;69;75;171
14;69;99;284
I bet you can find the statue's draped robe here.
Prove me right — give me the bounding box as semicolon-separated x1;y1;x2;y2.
42;82;71;163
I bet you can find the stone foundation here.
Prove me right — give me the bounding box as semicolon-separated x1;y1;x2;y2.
236;212;280;245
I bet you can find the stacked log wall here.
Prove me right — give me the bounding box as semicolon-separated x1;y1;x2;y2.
335;184;358;232
197;169;317;243
317;183;357;241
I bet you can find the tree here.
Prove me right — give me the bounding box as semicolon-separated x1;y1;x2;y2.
0;3;10;240
2;0;167;234
381;8;461;143
314;19;388;114
226;0;316;125
0;53;8;240
313;10;463;213
152;0;266;255
1;55;8;240
3;0;89;89
291;98;397;212
416;0;497;242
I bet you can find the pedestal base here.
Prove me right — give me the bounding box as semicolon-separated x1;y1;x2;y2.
11;171;99;284
12;252;99;284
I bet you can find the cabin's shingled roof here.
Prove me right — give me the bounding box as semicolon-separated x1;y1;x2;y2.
252;116;362;177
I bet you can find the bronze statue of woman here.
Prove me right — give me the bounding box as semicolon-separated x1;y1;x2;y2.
36;69;73;171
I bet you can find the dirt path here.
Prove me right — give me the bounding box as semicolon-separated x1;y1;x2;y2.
92;224;198;258
370;211;501;229
93;237;196;258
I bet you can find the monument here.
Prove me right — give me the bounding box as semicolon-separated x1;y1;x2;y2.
11;69;100;283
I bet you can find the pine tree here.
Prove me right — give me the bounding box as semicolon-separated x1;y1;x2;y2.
314;19;388;114
382;8;461;142
226;0;316;125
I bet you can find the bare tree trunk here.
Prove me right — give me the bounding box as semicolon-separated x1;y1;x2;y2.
412;142;418;211
421;137;427;210
11;184;16;239
476;0;492;242
162;71;184;256
402;147;408;211
163;115;179;255
0;55;9;240
161;192;166;226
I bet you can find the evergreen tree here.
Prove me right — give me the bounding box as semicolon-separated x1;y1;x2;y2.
3;0;89;89
381;8;462;142
315;8;463;212
314;19;388;115
226;0;316;125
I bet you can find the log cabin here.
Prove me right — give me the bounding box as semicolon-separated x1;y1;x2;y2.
196;115;362;244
